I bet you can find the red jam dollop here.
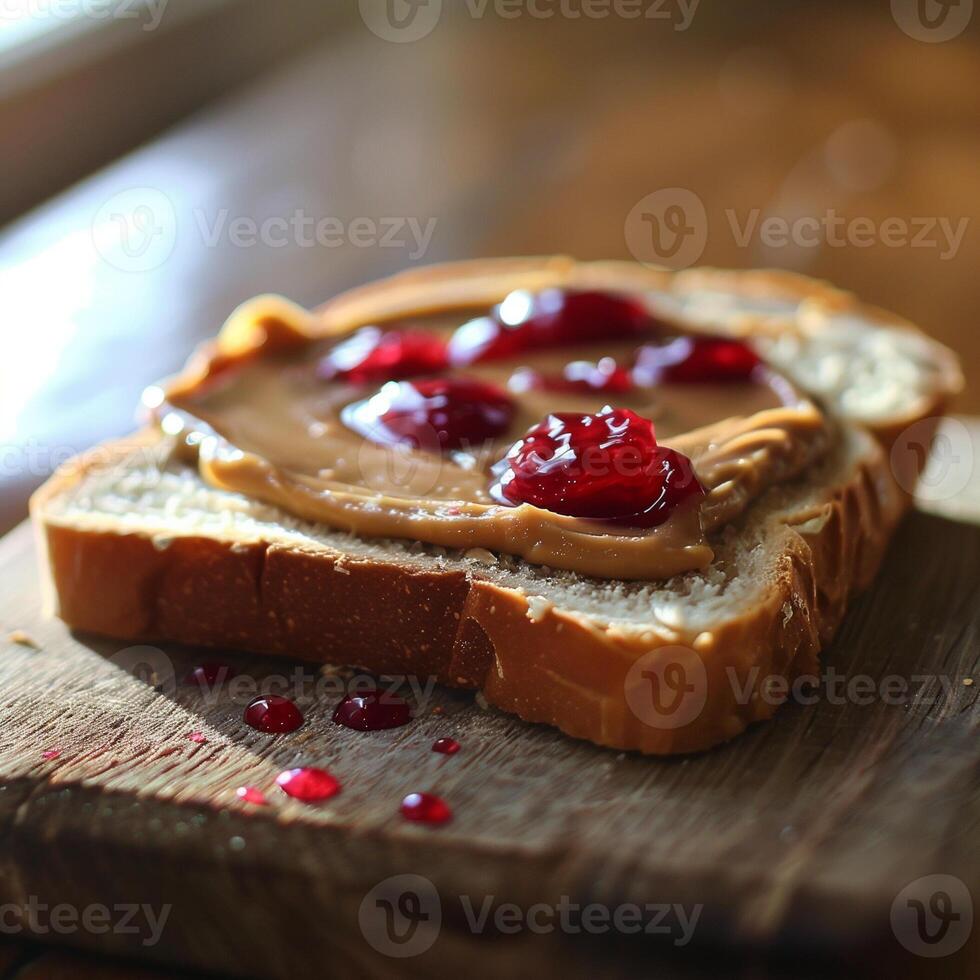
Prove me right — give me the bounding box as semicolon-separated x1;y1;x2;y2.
449;288;653;366
634;336;761;384
493;406;704;527
319;326;449;384
345;377;515;452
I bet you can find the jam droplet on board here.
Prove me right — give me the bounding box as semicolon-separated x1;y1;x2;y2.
400;792;453;825
41;749;61;761
432;738;460;755
332;690;412;731
449;289;653;365
276;767;341;803
319;327;449;384
244;695;304;734
236;786;268;806
184;662;237;687
493;407;704;527
186;731;207;744
344;377;515;452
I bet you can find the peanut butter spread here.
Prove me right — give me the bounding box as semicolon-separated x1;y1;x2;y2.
155;295;829;580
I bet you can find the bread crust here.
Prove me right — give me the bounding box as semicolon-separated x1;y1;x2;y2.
30;259;960;753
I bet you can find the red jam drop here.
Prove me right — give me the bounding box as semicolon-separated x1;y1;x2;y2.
41;749;61;761
493;407;704;527
400;792;453;825
344;377;515;452
332;689;412;731
236;786;268;806
634;336;761;384
449;289;653;365
186;731;207;744
509;357;633;396
319;327;449;384
184;662;237;688
276;767;341;803
432;737;460;755
244;695;304;734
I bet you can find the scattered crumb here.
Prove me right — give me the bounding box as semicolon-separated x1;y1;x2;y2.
693;631;715;652
964;678;974;687
333;562;351;576
8;631;39;649
431;706;445;716
151;535;173;551
475;691;489;711
464;548;497;565
525;595;553;624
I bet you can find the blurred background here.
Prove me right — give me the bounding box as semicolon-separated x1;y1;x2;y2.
1;0;977;541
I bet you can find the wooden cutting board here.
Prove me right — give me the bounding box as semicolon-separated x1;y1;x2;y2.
0;507;978;980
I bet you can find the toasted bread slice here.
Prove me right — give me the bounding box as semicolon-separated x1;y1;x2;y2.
31;259;962;753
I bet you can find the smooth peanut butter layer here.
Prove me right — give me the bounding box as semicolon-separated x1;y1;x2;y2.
157;297;829;580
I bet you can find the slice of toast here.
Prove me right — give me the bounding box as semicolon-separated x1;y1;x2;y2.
31;259;962;753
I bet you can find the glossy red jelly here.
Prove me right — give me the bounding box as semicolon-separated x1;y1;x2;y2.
186;731;207;744
400;792;453;825
184;662;237;688
449;289;653;365
494;407;704;527
432;738;460;755
634;336;761;384
236;785;268;806
276;767;341;803
244;695;304;734
41;749;61;761
509;357;633;396
332;689;412;731
347;377;515;452
319;327;449;384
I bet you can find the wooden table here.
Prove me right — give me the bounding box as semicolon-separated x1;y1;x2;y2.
1;6;979;978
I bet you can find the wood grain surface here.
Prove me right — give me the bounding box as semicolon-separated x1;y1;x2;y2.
0;501;978;979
